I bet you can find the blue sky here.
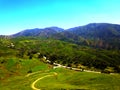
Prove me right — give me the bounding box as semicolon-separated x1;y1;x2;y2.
0;0;120;35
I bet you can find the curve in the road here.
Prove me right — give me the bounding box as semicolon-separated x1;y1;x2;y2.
31;72;58;90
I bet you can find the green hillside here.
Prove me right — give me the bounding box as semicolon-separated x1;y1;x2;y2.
0;36;120;90
0;58;120;90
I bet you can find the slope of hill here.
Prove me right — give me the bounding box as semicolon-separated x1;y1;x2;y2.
52;23;120;49
67;23;120;39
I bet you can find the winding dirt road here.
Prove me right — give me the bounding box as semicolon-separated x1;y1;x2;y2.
31;72;58;90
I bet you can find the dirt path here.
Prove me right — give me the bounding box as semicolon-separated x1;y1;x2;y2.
53;63;101;74
31;72;58;90
84;70;101;73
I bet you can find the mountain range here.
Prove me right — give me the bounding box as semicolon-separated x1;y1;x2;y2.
12;23;120;37
11;23;120;49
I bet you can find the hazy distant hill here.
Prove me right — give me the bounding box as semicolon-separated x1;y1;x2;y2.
12;27;64;37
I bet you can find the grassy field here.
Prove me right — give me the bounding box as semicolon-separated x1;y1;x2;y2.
35;68;120;90
0;58;120;90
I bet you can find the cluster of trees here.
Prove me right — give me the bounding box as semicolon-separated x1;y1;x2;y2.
9;37;120;73
52;32;120;50
0;36;120;73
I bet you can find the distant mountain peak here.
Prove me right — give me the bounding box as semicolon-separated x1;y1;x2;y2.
12;27;64;37
67;23;120;36
44;27;64;32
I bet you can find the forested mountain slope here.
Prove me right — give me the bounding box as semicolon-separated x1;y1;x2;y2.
52;23;120;49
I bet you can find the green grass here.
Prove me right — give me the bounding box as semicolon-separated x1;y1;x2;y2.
0;58;50;90
0;58;120;90
36;68;120;90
